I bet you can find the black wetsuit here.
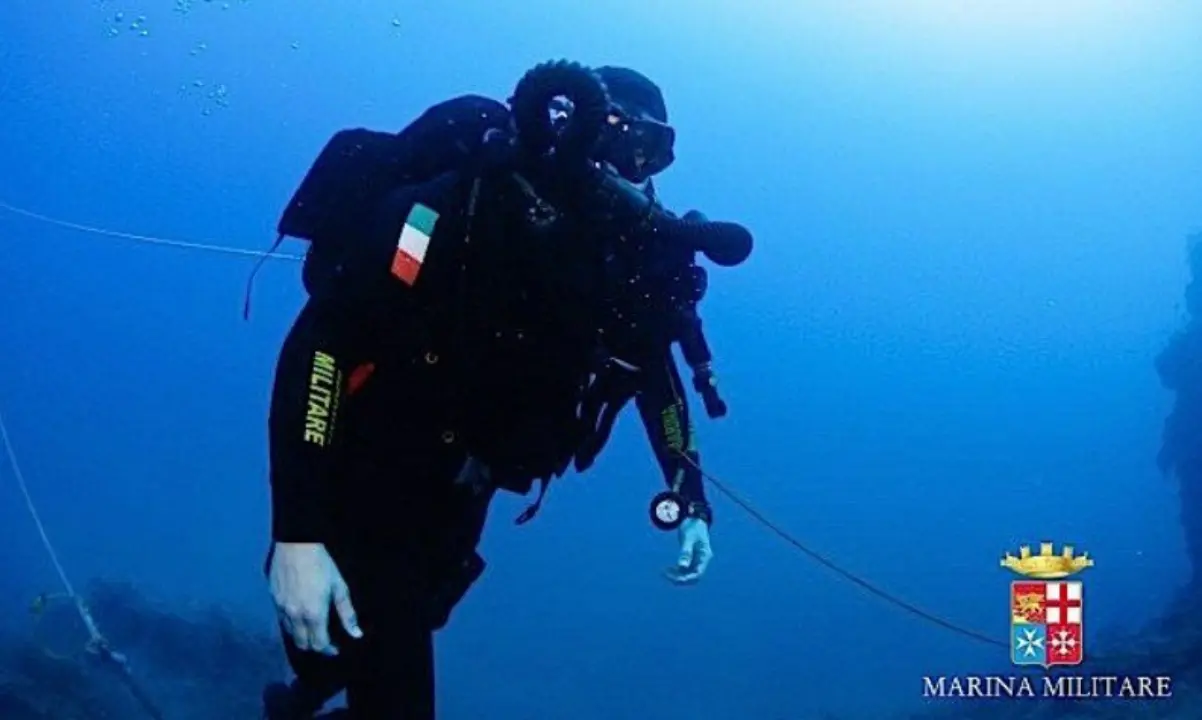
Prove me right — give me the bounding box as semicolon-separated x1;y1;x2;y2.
264;95;710;720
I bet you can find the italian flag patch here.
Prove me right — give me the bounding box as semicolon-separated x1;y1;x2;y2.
390;203;439;286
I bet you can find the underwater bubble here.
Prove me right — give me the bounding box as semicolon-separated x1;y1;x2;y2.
208;84;230;104
114;11;124;21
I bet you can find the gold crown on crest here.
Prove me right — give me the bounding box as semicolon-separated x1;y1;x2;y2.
1000;542;1094;579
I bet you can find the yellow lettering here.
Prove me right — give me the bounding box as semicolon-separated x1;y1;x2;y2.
303;351;342;446
660;407;683;452
312;351;337;376
306;398;330;419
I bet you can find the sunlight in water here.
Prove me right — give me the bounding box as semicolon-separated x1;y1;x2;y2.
690;0;1167;60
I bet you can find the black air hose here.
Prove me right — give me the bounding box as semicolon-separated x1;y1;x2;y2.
659;214;754;268
593;171;754;268
510;60;610;160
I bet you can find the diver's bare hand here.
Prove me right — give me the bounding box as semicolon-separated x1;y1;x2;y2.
664;517;713;585
268;542;363;655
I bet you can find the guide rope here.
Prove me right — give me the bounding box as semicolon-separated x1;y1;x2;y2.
0;199;300;260
681;454;1009;647
688;456;1202;670
0;406;167;719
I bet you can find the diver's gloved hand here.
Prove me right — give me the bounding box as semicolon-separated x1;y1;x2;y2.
664;517;713;585
269;542;363;655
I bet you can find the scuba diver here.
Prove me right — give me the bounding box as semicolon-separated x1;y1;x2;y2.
260;61;753;719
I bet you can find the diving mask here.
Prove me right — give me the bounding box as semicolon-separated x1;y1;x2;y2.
547;98;676;184
598;109;676;184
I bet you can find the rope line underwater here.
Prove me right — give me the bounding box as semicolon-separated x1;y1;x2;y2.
0;198;1187;679
0;407;167;720
0;200;303;261
680;455;1009;648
